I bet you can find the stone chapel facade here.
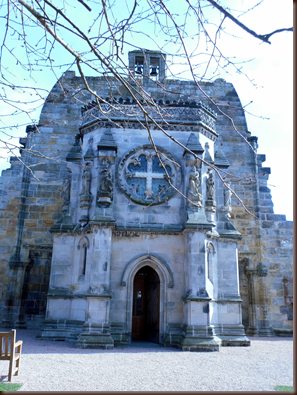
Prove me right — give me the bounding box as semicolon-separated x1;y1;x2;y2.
0;50;293;350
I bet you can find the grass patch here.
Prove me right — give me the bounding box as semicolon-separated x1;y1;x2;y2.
275;386;294;391
0;382;23;391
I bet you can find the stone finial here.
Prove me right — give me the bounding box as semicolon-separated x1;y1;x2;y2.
214;149;230;168
184;133;204;157
84;138;95;160
66;133;82;162
98;126;117;152
204;142;214;164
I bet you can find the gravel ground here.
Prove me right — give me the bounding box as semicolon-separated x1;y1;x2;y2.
0;328;293;392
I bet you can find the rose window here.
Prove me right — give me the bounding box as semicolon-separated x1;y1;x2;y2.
117;145;181;205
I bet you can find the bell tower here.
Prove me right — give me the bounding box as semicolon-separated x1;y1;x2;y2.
128;49;166;82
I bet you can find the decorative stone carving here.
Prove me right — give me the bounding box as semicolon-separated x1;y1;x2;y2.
256;263;268;277
62;175;71;203
224;181;232;208
184;289;192;299
117;145;182;205
204;142;214;164
80;167;91;196
88;284;100;294
82;121;217;141
82;102;217;135
224;181;232;218
79;167;92;225
281;275;293;320
84;138;95;161
206;168;215;201
197;287;209;297
98;160;113;205
189;166;202;207
100;160;113;193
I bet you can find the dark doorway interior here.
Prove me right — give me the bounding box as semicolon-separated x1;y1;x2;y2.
132;266;160;343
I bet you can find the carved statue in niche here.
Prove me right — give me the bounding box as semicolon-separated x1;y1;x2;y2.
100;160;113;194
189;166;200;196
224;181;232;209
206;168;215;200
81;167;91;195
62;175;71;202
189;165;202;207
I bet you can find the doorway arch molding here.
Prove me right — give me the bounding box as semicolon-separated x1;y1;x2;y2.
121;253;174;342
120;253;174;288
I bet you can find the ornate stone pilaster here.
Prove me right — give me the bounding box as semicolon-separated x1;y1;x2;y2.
76;294;114;349
256;263;273;337
181;231;220;351
76;227;114;349
244;266;259;336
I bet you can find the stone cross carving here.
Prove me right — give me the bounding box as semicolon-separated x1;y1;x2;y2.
131;156;166;199
81;167;91;195
206;169;215;200
118;146;181;205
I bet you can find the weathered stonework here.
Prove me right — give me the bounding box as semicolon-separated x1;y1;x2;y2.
0;51;292;347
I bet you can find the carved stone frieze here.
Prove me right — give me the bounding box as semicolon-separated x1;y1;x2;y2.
81;102;217;133
81;122;217;141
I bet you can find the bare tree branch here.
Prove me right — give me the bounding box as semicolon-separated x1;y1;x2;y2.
207;0;293;44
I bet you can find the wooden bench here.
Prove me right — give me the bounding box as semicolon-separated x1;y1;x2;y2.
0;329;23;381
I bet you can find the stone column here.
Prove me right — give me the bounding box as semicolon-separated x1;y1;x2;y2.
1;263;26;328
76;227;114;349
180;231;220;351
244;268;258;336
245;263;273;336
15;253;34;328
256;263;274;336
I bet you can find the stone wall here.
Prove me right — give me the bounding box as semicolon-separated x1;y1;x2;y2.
0;71;293;334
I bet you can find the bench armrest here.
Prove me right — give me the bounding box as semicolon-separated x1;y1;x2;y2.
14;340;23;348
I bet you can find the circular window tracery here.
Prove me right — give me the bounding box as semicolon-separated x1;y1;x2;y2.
117;145;182;205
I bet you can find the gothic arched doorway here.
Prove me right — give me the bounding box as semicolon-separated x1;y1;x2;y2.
132;266;160;343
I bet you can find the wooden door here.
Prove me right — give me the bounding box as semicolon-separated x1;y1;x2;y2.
132;272;146;340
132;266;160;343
